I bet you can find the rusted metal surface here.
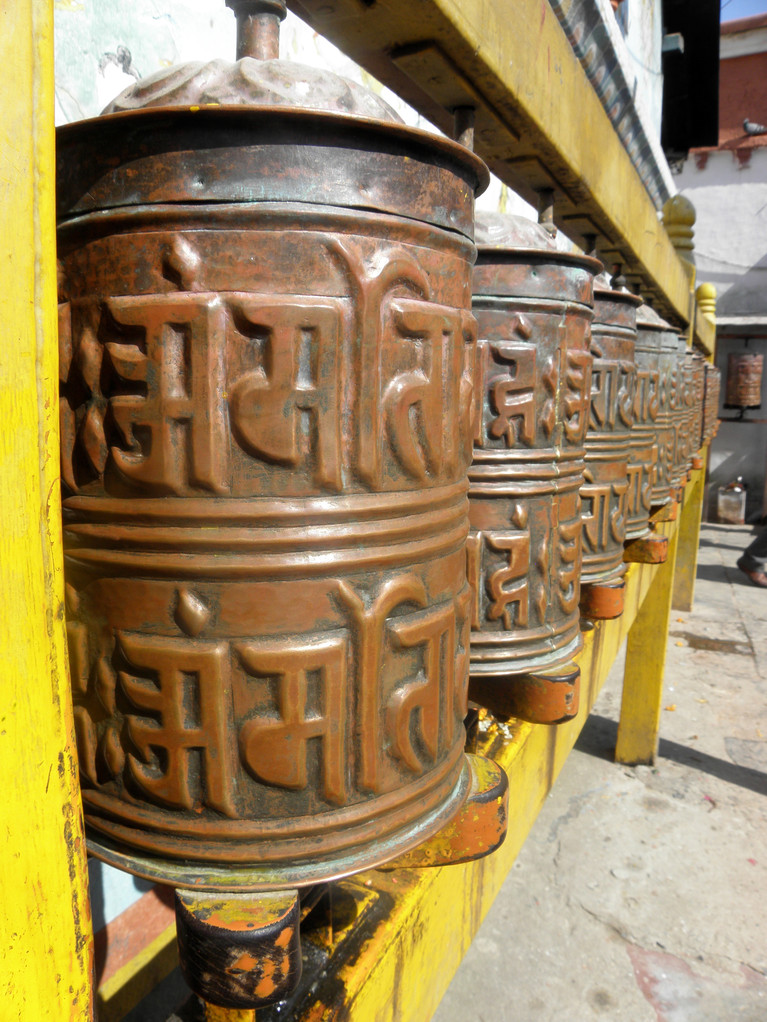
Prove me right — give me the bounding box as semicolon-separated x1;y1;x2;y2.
669;339;690;493
690;350;706;456
469;663;580;725
175;888;301;1008
579;578;626;619
648;314;680;509
626;305;661;539
703;363;721;444
725;352;763;410
579;274;639;615
56;1;501;893
467;213;597;704
378;753;508;868
623;531;669;564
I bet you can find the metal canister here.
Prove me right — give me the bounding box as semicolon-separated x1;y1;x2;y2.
580;274;639;591
725;352;763;409
467;213;598;703
669;338;690;492
690;350;706;457
626;305;661;538
56;5;490;891
704;363;721;443
642;306;678;508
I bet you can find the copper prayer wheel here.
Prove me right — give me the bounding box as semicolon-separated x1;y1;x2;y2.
56;1;495;893
466;213;598;720
725;352;763;409
669;338;690;492
641;306;678;508
690;350;706;455
703;363;721;443
580;274;639;604
625;305;661;538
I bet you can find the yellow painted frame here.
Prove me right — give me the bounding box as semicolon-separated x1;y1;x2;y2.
0;0;93;1017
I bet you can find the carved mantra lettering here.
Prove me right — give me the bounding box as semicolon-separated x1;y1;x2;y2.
581;474;629;551
63;269;476;495
119;634;236;817
237;634;348;805
467;511;580;631
76;576;471;813
475;318;536;449
590;361;636;430
634;369;659;423
228;299;343;490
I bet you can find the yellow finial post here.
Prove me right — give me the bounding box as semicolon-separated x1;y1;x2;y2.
696;282;717;322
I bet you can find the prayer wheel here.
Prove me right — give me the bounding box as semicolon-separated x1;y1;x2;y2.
690;350;706;457
725;352;763;410
467;213;598;723
669;338;690;493
625;305;661;538
640;305;678;508
579;273;639;618
56;0;503;906
704;363;721;443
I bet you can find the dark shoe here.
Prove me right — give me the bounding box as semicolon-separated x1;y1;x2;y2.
737;556;767;588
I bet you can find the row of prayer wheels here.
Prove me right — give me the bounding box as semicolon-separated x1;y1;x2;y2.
55;0;720;1009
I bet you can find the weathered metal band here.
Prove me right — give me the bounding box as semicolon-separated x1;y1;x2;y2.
57;108;487;238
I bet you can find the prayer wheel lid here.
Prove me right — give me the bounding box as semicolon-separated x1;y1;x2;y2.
473;211;602;273
475;211;558;252
102;56;403;124
58;0;488;230
636;302;672;330
594;269;642;306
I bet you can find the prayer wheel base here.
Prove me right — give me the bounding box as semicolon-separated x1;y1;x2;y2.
579;579;625;620
380;753;509;869
651;499;678;522
623;531;669;564
175;888;302;1010
691;455;704;470
469;664;580;725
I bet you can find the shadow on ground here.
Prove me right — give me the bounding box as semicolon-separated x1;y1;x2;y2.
575;714;767;797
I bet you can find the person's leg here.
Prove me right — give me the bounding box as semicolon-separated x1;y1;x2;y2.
737;528;767;586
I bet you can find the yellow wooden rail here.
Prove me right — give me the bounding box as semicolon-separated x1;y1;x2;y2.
0;1;94;1017
289;0;697;336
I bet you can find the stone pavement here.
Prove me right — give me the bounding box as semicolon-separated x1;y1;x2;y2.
433;522;767;1022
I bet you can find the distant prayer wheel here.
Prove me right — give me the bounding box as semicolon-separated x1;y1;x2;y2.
669;338;690;491
725;352;763;409
580;273;639;611
640;305;678;508
703;363;721;443
690;350;706;455
56;0;499;898
467;213;598;721
625;305;661;538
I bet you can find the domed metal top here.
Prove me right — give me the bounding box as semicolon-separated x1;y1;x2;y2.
102;56;403;123
474;211;558;252
103;0;401;124
636;302;672;330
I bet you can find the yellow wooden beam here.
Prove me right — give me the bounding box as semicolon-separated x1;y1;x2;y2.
289;0;692;329
0;0;94;1016
672;449;708;613
616;510;684;766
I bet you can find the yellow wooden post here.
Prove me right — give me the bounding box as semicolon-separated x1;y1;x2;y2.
672;448;708;612
615;521;679;765
0;1;94;1016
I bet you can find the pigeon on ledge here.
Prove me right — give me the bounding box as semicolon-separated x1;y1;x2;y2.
743;117;767;136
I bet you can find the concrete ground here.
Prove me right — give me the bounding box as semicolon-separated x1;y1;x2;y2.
433;522;767;1022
